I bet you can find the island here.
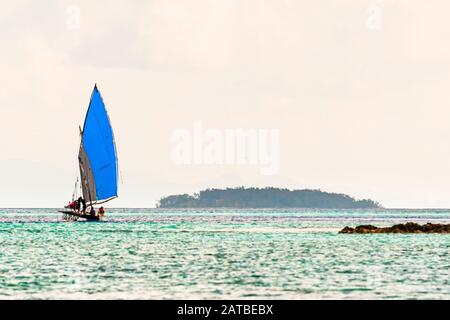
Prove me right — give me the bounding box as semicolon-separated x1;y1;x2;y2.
156;187;381;209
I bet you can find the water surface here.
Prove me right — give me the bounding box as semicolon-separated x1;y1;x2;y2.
1;208;449;299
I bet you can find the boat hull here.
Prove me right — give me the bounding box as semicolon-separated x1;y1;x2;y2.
58;210;101;221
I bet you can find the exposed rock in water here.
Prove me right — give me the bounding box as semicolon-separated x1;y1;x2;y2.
339;222;450;234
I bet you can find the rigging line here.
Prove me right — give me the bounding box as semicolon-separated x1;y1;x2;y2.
72;177;78;201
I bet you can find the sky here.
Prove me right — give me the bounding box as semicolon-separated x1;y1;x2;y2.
1;1;450;208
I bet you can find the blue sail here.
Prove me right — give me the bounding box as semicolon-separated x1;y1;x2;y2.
80;85;118;202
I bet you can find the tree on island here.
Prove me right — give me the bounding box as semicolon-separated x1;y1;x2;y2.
157;187;381;209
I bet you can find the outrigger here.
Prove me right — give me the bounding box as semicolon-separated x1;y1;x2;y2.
59;84;119;221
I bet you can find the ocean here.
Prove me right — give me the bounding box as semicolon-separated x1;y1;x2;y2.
1;208;450;299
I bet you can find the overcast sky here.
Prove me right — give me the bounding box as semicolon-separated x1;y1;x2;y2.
1;1;450;208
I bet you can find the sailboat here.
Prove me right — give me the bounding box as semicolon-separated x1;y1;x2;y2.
59;84;118;221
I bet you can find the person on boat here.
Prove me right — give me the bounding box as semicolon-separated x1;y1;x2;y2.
77;196;86;213
67;200;76;210
89;206;96;217
75;198;81;211
98;207;105;219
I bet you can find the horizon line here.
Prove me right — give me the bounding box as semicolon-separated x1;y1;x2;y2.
2;207;450;210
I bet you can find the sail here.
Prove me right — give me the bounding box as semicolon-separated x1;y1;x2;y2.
78;143;96;202
79;85;118;203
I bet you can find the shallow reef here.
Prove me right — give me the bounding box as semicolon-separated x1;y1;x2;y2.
340;222;450;234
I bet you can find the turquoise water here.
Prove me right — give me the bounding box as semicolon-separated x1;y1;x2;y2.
1;208;450;299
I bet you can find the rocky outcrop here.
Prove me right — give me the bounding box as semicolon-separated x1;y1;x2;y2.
339;222;450;234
